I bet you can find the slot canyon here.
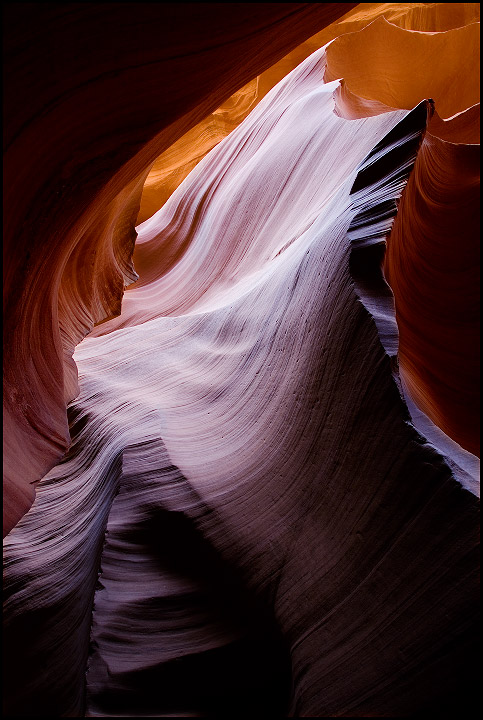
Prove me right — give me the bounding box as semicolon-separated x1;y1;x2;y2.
3;3;480;717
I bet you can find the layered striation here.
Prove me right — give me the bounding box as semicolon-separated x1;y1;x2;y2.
137;2;481;228
324;15;480;455
385;118;480;455
324;16;480;118
105;11;482;460
4;41;479;718
136;79;260;226
3;2;357;535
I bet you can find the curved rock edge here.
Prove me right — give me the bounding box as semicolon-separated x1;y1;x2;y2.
347;98;479;496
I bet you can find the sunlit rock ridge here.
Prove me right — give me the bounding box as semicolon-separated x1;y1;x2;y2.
3;3;480;717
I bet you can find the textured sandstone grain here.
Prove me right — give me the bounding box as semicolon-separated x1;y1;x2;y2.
3;2;356;535
4;43;479;717
2;4;480;718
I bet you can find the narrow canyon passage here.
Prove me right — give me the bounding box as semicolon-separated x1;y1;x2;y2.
3;4;479;718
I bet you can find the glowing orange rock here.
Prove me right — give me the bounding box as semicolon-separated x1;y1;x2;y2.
385;119;480;455
3;2;356;536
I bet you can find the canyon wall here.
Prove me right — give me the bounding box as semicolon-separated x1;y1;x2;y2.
3;3;479;717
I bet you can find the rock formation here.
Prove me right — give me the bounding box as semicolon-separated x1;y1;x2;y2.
3;2;357;536
3;3;480;717
133;8;480;459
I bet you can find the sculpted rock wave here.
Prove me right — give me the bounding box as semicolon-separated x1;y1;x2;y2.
3;2;356;536
324;16;480;455
137;3;480;229
4;39;479;717
110;12;482;459
385;112;480;455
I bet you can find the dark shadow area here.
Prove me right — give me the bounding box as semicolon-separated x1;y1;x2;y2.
88;506;293;717
349;242;391;297
350;100;433;196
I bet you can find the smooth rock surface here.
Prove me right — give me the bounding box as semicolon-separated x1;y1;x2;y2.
4;43;479;717
3;2;356;535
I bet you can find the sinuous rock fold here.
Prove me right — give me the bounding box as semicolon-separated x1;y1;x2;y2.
3;3;480;717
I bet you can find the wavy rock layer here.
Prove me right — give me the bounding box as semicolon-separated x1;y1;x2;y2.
137;3;481;227
136;79;260;226
3;2;357;536
324;15;480;456
324;17;480;119
132;7;480;461
4;47;479;717
384;122;480;455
